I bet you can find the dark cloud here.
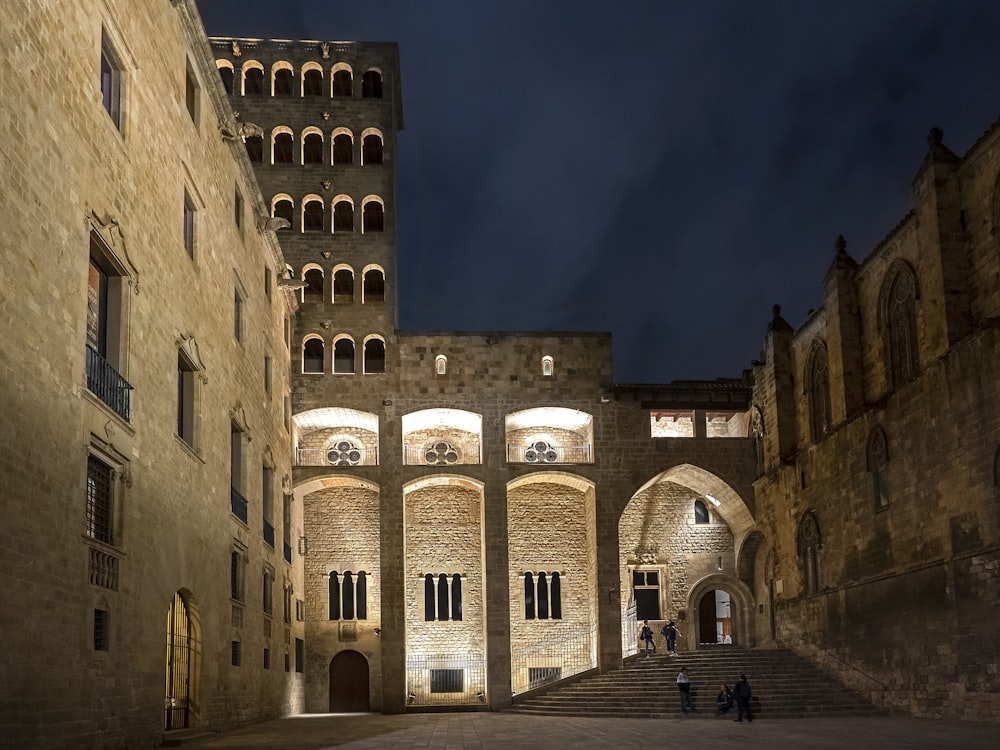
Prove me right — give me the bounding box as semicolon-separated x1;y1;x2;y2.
199;0;1000;382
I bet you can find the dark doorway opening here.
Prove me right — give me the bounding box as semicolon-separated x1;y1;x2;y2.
329;650;370;712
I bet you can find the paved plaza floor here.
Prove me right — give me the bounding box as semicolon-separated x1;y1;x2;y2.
184;711;1000;750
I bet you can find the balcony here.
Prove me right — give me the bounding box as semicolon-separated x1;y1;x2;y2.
263;520;275;548
86;345;132;422
295;445;378;466
230;487;248;523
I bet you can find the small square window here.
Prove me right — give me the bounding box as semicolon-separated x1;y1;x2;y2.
94;609;110;651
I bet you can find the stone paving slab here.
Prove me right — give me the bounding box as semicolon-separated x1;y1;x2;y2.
184;712;1000;749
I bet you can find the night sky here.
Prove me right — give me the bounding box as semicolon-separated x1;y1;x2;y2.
198;1;1000;384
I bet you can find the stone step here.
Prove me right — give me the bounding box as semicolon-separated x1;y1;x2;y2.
162;729;219;747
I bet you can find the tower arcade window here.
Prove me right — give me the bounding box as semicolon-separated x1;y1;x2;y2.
245;135;263;162
303;268;324;298
363;268;384;303
302;200;324;232
362;201;384;232
216;62;234;94
364;338;386;374
362;133;383;165
302;68;323;96
272;198;293;227
632;569;661;620
272;67;293;96
302;337;324;374
361;70;383;98
333;134;353;165
243;65;264;95
272;132;293;163
423;573;463;621
303;133;323;164
333;268;354;303
332;69;352;97
334;338;355;374
333;200;354;232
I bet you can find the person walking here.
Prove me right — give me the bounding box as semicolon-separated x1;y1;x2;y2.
661;620;681;655
733;674;753;722
638;619;656;656
677;667;695;714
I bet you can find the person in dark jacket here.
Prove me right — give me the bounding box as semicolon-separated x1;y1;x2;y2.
638;620;656;656
716;684;734;716
733;674;753;722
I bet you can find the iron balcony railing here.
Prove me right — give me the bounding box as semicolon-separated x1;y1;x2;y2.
86;345;132;422
263;520;275;548
295;446;378;466
506;444;592;464
402;443;482;466
230;487;248;523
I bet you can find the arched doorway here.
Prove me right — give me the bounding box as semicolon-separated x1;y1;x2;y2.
165;591;198;729
697;589;733;645
329;650;370;712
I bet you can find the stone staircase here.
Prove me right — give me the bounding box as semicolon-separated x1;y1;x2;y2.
509;648;885;719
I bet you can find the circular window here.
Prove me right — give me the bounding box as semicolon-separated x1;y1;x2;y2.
327;440;362;466
424;440;459;465
525;441;559;463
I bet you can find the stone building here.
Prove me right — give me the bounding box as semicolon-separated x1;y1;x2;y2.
1;0;998;747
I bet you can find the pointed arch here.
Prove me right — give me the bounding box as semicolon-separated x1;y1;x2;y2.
807;339;832;442
798;511;822;595
878;260;920;390
867;425;890;511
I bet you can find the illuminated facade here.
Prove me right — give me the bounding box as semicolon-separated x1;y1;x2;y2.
1;1;998;747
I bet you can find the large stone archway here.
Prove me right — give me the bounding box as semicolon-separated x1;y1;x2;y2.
685;574;756;649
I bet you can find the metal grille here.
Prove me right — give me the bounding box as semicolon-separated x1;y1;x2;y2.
93;609;109;651
511;623;596;696
165;592;197;730
406;654;486;706
86;455;113;544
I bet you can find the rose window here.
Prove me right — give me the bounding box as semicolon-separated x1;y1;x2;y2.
424;441;459;465
525;441;559;463
327;440;362;466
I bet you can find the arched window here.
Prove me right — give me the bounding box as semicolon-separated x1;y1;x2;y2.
808;342;832;442
361;70;383;98
341;571;354;619
537;573;549;619
333;268;354;303
435;355;447;376
302;68;323;96
524;573;535;620
302;337;324;374
302;200;324;232
362;133;383;165
881;262;919;390
333;200;354;232
272;131;293;163
356;572;367;619
332;133;353;165
867;426;890;511
798;512;821;595
332;69;352;97
423;574;435;621
244;135;263;162
750;407;765;478
550;572;562;619
272;67;293;96
694;499;709;524
302;133;323;164
541;356;554;377
451;573;463;620
333;337;355;374
328;572;340;619
242;64;264;95
272;198;293;227
363;268;384;303
362;201;384;233
303;268;323;298
216;62;234;94
437;573;449;620
364;337;386;374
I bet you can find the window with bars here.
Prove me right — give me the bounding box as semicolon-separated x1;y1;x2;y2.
94;609;110;651
86;455;114;545
231;640;242;666
430;669;463;693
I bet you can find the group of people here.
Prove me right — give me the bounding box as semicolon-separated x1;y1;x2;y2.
637;620;754;721
638;619;681;656
677;670;753;720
